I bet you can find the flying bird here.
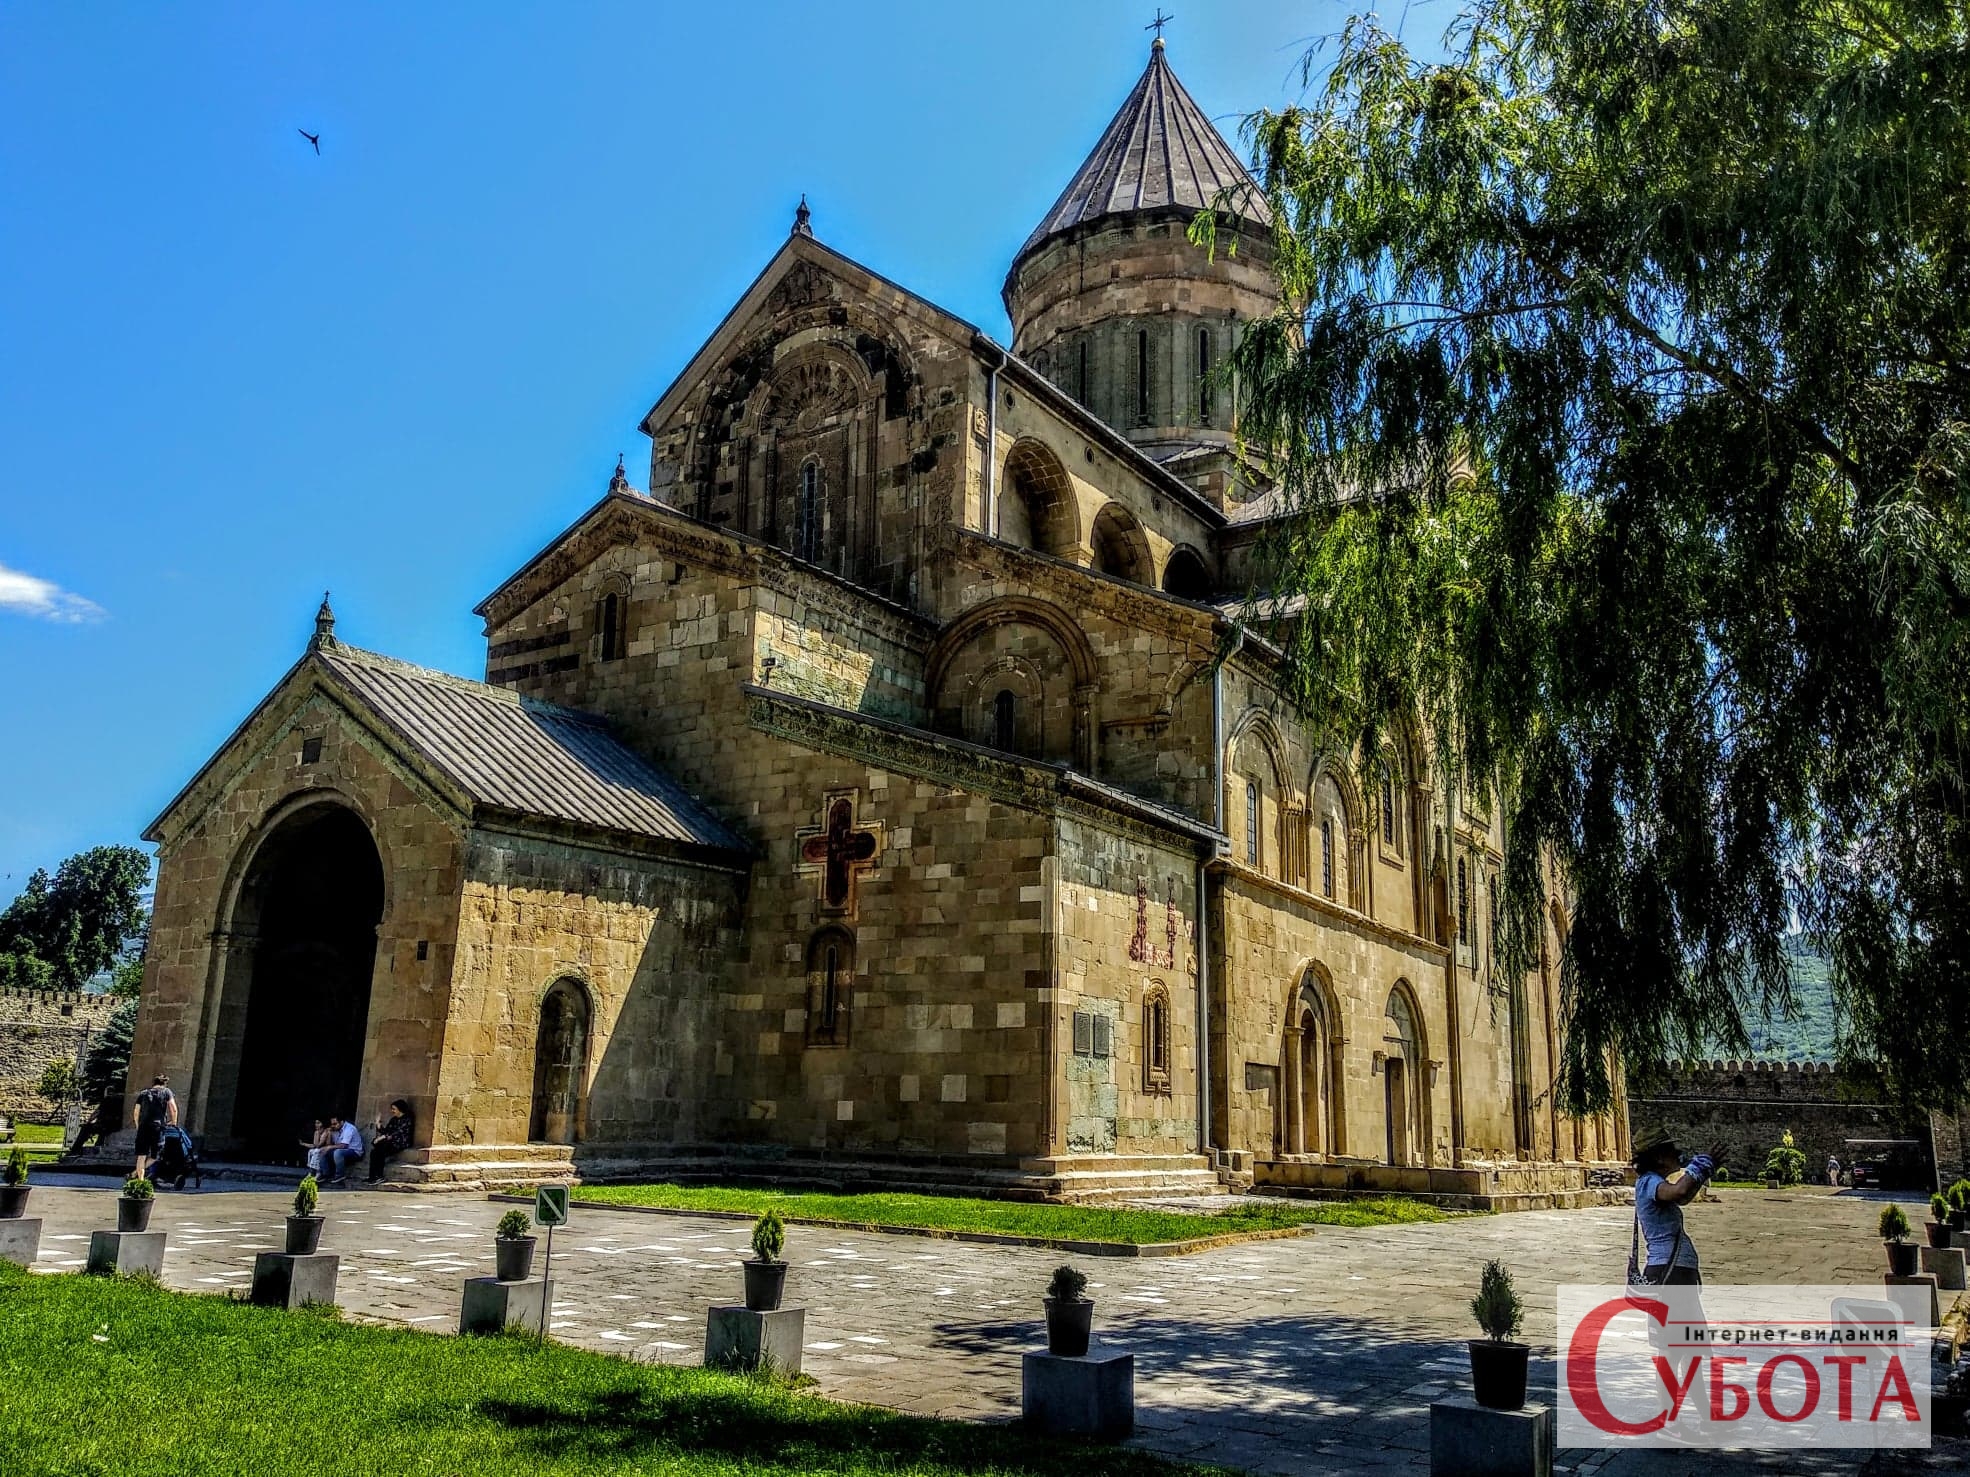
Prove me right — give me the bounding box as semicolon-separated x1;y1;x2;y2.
298;129;320;154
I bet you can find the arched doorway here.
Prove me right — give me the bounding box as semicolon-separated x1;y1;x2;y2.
1279;967;1342;1158
228;803;384;1159
529;979;591;1144
1382;985;1425;1166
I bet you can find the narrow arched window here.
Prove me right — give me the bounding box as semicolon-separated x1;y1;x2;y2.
1135;328;1151;424
1196;327;1214;425
806;927;853;1046
1144;989;1171;1092
992;689;1016;751
797;461;821;561
821;944;841;1034
1245;780;1259;867
1382;772;1396;846
1321;819;1335;899
598;593;625;662
1457;857;1470;943
1077;340;1090;407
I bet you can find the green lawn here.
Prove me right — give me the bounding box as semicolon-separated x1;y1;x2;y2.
0;1263;1225;1477
8;1123;64;1165
568;1184;1445;1244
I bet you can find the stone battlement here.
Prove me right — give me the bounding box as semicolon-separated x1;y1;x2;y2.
0;989;118;1124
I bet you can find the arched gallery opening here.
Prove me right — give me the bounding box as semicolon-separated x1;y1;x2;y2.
227;803;384;1159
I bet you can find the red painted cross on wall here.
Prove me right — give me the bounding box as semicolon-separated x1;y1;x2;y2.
797;794;883;914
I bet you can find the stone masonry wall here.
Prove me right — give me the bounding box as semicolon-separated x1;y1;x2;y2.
1628;1060;1933;1183
0;988;118;1123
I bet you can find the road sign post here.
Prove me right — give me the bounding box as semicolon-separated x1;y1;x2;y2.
535;1186;569;1343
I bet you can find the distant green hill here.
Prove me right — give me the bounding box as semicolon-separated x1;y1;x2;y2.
1708;943;1839;1063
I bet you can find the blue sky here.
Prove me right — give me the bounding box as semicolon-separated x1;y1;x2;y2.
0;1;1380;904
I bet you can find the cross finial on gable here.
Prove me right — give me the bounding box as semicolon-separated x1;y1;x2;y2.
609;453;630;495
793;195;813;237
1146;8;1173;46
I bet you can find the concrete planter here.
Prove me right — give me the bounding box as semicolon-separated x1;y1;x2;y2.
1928;1221;1954;1250
1887;1240;1920;1277
0;1185;30;1219
495;1236;536;1283
116;1196;154;1234
1952;1209;1968;1232
743;1258;787;1311
1469;1339;1531;1410
284;1215;324;1256
1045;1297;1094;1357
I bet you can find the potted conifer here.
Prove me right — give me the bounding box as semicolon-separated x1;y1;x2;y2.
1468;1259;1530;1410
285;1175;324;1255
743;1210;787;1312
495;1209;537;1281
0;1147;30;1219
1949;1182;1970;1232
1930;1195;1954;1250
1044;1264;1093;1357
1881;1205;1918;1276
117;1175;155;1233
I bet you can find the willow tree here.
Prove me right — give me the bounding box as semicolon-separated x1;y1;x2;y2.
1200;2;1970;1110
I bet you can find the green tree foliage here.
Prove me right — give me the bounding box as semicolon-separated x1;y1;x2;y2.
1205;1;1970;1110
36;1057;79;1108
80;998;138;1106
1763;1129;1807;1186
0;846;150;993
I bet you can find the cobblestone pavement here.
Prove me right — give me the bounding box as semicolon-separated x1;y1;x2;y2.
16;1177;1967;1475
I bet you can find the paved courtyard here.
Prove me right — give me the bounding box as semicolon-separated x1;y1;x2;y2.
15;1178;1967;1475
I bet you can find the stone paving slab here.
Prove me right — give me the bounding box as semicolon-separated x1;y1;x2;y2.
15;1176;1968;1475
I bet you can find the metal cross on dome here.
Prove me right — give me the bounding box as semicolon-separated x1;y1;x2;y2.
796;793;884;915
1146;9;1174;40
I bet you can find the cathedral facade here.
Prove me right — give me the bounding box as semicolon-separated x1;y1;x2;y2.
127;41;1627;1203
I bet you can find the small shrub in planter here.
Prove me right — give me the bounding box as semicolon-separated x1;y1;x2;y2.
0;1147;29;1219
1949;1182;1970;1231
494;1209;536;1282
118;1175;155;1234
1929;1195;1955;1249
1881;1205;1918;1276
285;1175;324;1255
1468;1259;1530;1409
742;1210;787;1312
1044;1263;1093;1357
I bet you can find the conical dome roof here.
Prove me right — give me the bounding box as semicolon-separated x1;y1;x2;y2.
1015;39;1271;262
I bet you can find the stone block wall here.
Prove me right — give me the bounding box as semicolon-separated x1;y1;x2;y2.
1628;1060;1933;1183
0;988;118;1123
440;830;747;1149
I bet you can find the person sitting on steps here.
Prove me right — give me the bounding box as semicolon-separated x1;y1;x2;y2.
367;1100;413;1184
319;1114;364;1186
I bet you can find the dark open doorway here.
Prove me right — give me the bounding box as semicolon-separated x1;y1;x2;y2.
529;978;590;1144
230;804;383;1160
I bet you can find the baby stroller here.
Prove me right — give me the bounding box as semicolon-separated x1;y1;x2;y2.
148;1124;202;1191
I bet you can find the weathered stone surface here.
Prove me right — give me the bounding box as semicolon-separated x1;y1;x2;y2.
704;1304;806;1374
0;988;117;1124
0;1217;41;1266
459;1275;553;1336
250;1251;340;1308
1428;1396;1553;1477
1884;1271;1941;1328
1022;1348;1134;1441
86;1229;164;1277
1922;1245;1966;1291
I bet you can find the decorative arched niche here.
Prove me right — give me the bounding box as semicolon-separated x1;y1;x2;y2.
1089;502;1152;585
530;977;593;1145
998;439;1078;557
1278;964;1345;1159
1142;981;1172;1095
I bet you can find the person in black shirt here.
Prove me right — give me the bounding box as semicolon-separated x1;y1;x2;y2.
367;1099;414;1184
131;1075;177;1181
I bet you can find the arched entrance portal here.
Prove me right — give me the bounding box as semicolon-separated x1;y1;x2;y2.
228;803;384;1159
529;979;591;1144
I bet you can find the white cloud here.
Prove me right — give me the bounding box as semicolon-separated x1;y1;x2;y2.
0;562;105;623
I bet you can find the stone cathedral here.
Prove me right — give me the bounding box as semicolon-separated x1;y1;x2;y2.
127;39;1627;1204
